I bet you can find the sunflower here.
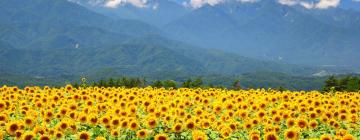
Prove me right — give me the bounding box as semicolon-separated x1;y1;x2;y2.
192;130;207;140
129;121;139;131
57;121;69;131
88;115;98;125
22;132;35;140
120;119;129;129
78;113;87;123
0;101;6;111
136;129;148;139
185;119;196;130
250;134;261;140
6;121;19;136
55;131;63;139
100;115;110;125
213;104;222;114
273;115;282;124
78;131;91;140
309;120;318;129
39;135;51;140
154;133;169;140
284;129;299;140
320;134;332;140
297;119;308;129
264;132;279;140
0;114;7;122
286;118;296;128
342;134;356;140
111;129;120;137
111;117;120;128
172;123;183;133
23;117;34;127
146;117;157;128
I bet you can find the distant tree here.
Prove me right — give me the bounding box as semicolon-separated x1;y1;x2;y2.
152;80;163;88
208;83;215;88
277;86;286;92
73;82;79;88
91;82;97;87
121;77;129;87
191;77;203;88
99;79;106;87
108;78;115;87
141;77;147;87
115;79;122;87
182;79;192;88
163;80;177;89
232;79;241;90
338;76;350;91
323;75;338;92
344;77;360;92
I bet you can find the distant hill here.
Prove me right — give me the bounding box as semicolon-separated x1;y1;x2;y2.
66;0;360;70
164;1;360;69
0;0;327;78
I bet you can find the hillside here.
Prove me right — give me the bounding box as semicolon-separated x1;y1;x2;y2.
0;0;327;78
164;0;360;69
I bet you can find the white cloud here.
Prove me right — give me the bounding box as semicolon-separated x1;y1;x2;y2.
315;0;340;9
184;0;259;9
184;0;224;9
104;0;148;8
278;0;298;6
277;0;341;9
300;1;315;9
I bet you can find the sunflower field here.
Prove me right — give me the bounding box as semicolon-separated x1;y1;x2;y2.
0;85;359;140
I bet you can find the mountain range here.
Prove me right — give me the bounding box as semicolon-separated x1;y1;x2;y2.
0;0;359;84
1;0;328;78
69;0;360;69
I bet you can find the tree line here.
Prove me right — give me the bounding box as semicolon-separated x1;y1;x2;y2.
72;77;242;90
323;75;360;92
71;75;360;92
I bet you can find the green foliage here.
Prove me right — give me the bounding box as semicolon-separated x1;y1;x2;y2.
72;77;146;88
323;75;360;92
151;80;163;88
163;80;177;89
0;71;331;90
182;79;192;88
232;79;241;90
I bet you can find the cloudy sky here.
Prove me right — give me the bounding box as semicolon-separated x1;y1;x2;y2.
77;0;360;10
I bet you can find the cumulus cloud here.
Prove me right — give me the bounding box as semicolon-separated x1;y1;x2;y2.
314;0;340;9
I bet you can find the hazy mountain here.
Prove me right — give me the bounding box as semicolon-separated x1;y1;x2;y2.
0;0;326;78
164;0;360;69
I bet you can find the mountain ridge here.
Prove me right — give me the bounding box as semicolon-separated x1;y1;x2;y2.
0;0;332;78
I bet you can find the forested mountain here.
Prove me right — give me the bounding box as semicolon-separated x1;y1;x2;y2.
0;0;327;78
164;1;360;69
